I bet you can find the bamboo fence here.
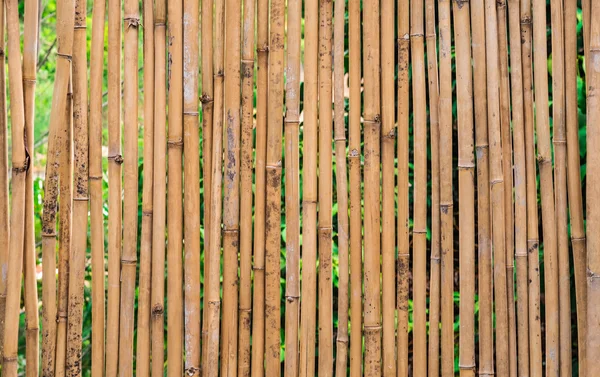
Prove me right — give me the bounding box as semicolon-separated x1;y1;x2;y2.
0;0;596;376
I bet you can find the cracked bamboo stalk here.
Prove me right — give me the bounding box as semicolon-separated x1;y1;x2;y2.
0;0;8;366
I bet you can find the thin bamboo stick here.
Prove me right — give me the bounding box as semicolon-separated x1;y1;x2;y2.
284;0;301;373
183;0;200;371
0;0;8;365
507;0;529;374
363;0;382;374
396;0;410;374
565;0;587;372
66;0;89;373
135;0;154;373
22;0;40;372
348;0;363;375
89;0;106;373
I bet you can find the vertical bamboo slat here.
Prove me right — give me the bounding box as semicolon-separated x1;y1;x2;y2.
0;0;8;365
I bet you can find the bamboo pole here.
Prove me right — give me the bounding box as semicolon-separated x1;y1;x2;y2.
22;0;40;372
438;0;453;375
65;0;89;373
151;0;167;374
183;0;201;368
202;0;224;373
348;0;363;375
425;0;440;372
167;0;184;371
284;0;301;373
521;0;543;373
507;0;529;374
0;0;8;365
380;0;395;374
318;0;334;375
299;0;318;373
89;0;106;373
565;0;587;372
470;0;493;374
333;0;349;374
1;0;32;373
532;0;560;373
135;0;154;373
396;0;409;374
453;1;475;376
363;0;382;374
221;0;241;372
106;0;122;370
265;0;284;374
238;0;255;373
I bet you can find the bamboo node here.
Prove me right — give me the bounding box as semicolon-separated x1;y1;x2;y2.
57;52;72;61
184;111;200;116
73;197;89;202
490;178;504;186
3;356;17;363
413;229;427;235
364;325;383;331
252;266;265;271
200;94;214;104
74;25;87;30
410;32;424;39
185;367;201;376
168;139;184;149
334;136;347;142
536;155;551;165
454;0;469;8
241;59;254;64
257;44;269;53
348;149;360;158
89;175;102;180
457;162;476;169
42;232;57;238
425;33;437;41
142;210;152;217
587;269;600;280
495;0;506;8
572;236;586;243
520;16;532;25
383;128;395;139
152;304;164;316
121;258;137;265
459;364;476;370
284;118;300;125
285;295;300;302
124;16;141;28
23;77;37;83
108;154;124;164
552;138;566;145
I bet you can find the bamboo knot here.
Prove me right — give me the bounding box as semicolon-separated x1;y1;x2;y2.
152;304;164;316
241;59;254;64
89;175;102;180
383;128;396;139
454;0;469;8
142;210;153;217
73;197;89;202
495;0;506;8
572;236;586;243
430;256;441;263
185;366;201;376
425;33;437;41
459;364;476;370
155;21;166;27
124;17;141;28
334;136;347;142
184;111;200;116
57;311;68;320
348;149;360;158
121;259;137;265
553;139;566;145
168;139;184;148
257;44;270;53
457;163;476;170
410;33;425;39
536;155;551;165
285;295;300;302
0;48;5;56
490;178;504;186
57;52;72;61
587;269;600;280
252;266;265;271
364;325;383;331
284;118;300;125
3;356;17;363
42;232;58;238
74;25;87;30
214;71;224;79
23;77;37;83
200;94;214;104
413;229;427;235
108;154;124;164
336;337;349;344
520;17;532;25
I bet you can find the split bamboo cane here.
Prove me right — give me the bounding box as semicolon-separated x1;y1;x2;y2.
0;0;8;365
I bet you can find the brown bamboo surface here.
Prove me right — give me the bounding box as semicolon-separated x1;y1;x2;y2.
0;1;595;376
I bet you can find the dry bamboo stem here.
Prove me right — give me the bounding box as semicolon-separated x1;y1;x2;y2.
426;0;440;372
2;0;32;373
318;0;334;375
470;0;493;374
438;1;453;375
89;0;106;374
284;0;301;374
485;0;510;375
22;0;40;372
202;0;224;373
299;0;318;373
550;0;571;374
65;0;88;374
250;0;269;369
521;0;543;373
106;0;122;370
135;0;154;374
221;0;241;372
151;0;167;373
348;0;363;375
363;0;382;374
532;0;560;373
453;1;475;376
381;0;395;374
507;0;529;374
238;0;255;373
183;0;200;371
396;0;409;374
565;0;587;372
587;4;600;376
265;0;284;375
0;0;8;365
167;0;184;372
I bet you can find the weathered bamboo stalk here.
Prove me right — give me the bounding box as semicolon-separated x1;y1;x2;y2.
0;0;8;365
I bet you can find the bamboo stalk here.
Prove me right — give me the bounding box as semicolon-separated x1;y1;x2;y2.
106;0;122;370
565;0;587;372
425;0;440;372
532;0;560;373
89;0;106;373
221;0;241;372
348;0;363;375
265;0;284;374
363;0;382;374
0;0;8;365
65;0;89;373
396;0;409;374
333;0;349;374
238;0;255;373
2;0;32;373
520;0;543;373
284;0;301;373
299;0;318;373
507;0;529;374
453;1;475;376
470;0;493;374
183;0;200;372
22;0;40;372
318;0;334;375
151;0;167;372
380;0;395;374
135;0;154;374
